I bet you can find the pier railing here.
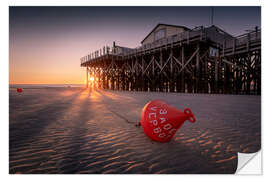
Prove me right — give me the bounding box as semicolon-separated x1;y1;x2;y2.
220;29;261;56
81;26;261;65
80;46;116;65
81;27;206;65
224;29;261;48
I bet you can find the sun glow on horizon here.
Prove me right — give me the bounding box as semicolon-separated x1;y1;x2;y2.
89;77;95;82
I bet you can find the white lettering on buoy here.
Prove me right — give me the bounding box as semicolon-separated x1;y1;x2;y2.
158;132;166;138
153;127;162;133
148;106;172;139
150;120;158;126
148;112;156;119
163;123;172;130
159;109;167;115
160;117;166;124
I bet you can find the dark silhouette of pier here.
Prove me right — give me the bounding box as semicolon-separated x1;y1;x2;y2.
81;25;261;95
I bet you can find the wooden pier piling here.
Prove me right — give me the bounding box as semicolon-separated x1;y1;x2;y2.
80;25;261;95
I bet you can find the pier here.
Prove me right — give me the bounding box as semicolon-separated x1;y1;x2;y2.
80;24;261;95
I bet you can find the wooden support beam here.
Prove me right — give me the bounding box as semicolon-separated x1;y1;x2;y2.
155;59;169;80
172;56;182;67
152;55;155;76
179;47;199;74
204;58;208;93
159;51;164;92
214;58;219;93
86;67;89;88
170;49;173;74
181;46;185;93
196;43;200;93
169;49;174;92
143;56;154;74
159;54;171;73
222;59;245;71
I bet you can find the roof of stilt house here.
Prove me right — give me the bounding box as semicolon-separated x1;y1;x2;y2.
141;23;190;44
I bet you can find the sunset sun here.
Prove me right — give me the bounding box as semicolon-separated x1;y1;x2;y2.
89;77;95;82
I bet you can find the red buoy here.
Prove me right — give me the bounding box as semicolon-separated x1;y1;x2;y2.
17;88;23;93
140;100;196;142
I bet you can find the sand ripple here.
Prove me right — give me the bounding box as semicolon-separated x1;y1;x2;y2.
9;88;261;174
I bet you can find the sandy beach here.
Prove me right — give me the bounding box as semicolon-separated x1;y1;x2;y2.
9;87;261;174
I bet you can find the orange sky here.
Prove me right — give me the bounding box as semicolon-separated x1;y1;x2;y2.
9;36;86;84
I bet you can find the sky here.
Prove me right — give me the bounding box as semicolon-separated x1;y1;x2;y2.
9;6;261;84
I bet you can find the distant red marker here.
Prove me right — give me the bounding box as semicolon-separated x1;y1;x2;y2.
17;88;23;93
141;100;196;142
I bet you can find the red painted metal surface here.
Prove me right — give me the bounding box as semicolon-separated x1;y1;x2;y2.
141;100;196;142
17;88;23;93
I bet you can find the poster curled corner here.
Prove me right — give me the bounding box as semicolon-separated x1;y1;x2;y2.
235;150;261;175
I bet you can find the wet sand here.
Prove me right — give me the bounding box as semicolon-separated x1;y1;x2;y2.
9;87;261;174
